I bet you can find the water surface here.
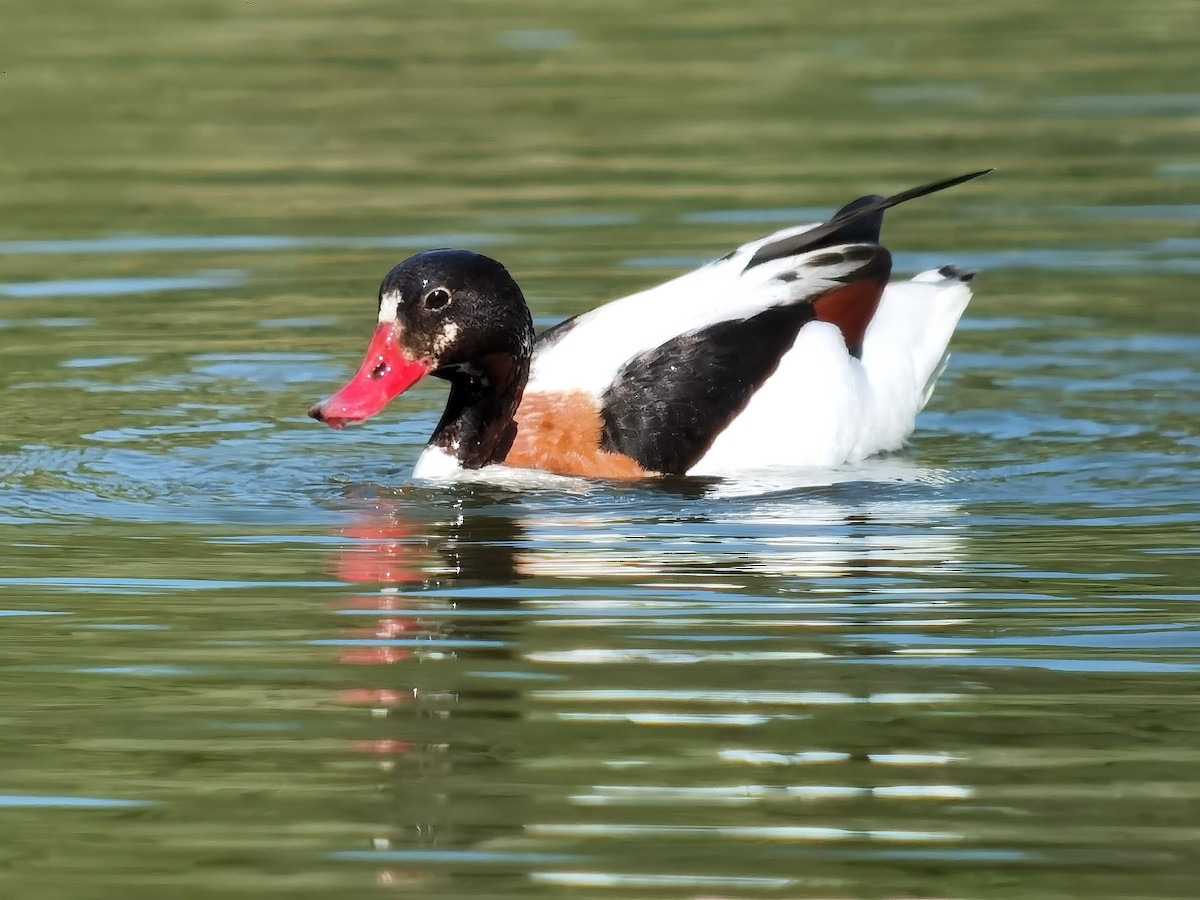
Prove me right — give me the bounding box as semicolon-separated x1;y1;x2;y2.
2;1;1199;898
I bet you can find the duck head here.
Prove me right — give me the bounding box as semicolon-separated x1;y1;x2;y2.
308;249;534;430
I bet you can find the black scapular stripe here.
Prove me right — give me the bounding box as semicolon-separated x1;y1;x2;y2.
533;314;580;349
599;304;816;475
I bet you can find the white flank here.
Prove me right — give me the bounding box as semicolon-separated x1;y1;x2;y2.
689;267;971;474
859;268;973;447
688;321;864;473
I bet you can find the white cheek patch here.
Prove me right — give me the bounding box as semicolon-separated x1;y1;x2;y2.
377;289;403;324
432;322;459;355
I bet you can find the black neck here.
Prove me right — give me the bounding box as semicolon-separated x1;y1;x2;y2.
429;352;529;469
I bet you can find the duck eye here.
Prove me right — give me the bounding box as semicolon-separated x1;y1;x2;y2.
424;288;452;311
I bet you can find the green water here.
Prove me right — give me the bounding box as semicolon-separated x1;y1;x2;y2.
2;1;1200;898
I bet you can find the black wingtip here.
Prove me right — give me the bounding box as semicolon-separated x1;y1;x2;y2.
745;169;993;270
876;169;992;212
938;264;976;283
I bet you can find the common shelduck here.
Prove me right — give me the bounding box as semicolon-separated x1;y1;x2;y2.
308;170;989;480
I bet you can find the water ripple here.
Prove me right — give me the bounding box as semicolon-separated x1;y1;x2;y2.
0;233;514;256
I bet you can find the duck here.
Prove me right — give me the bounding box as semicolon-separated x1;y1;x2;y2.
308;170;989;481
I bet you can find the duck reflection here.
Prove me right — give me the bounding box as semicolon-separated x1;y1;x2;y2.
326;471;976;890
330;484;529;886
